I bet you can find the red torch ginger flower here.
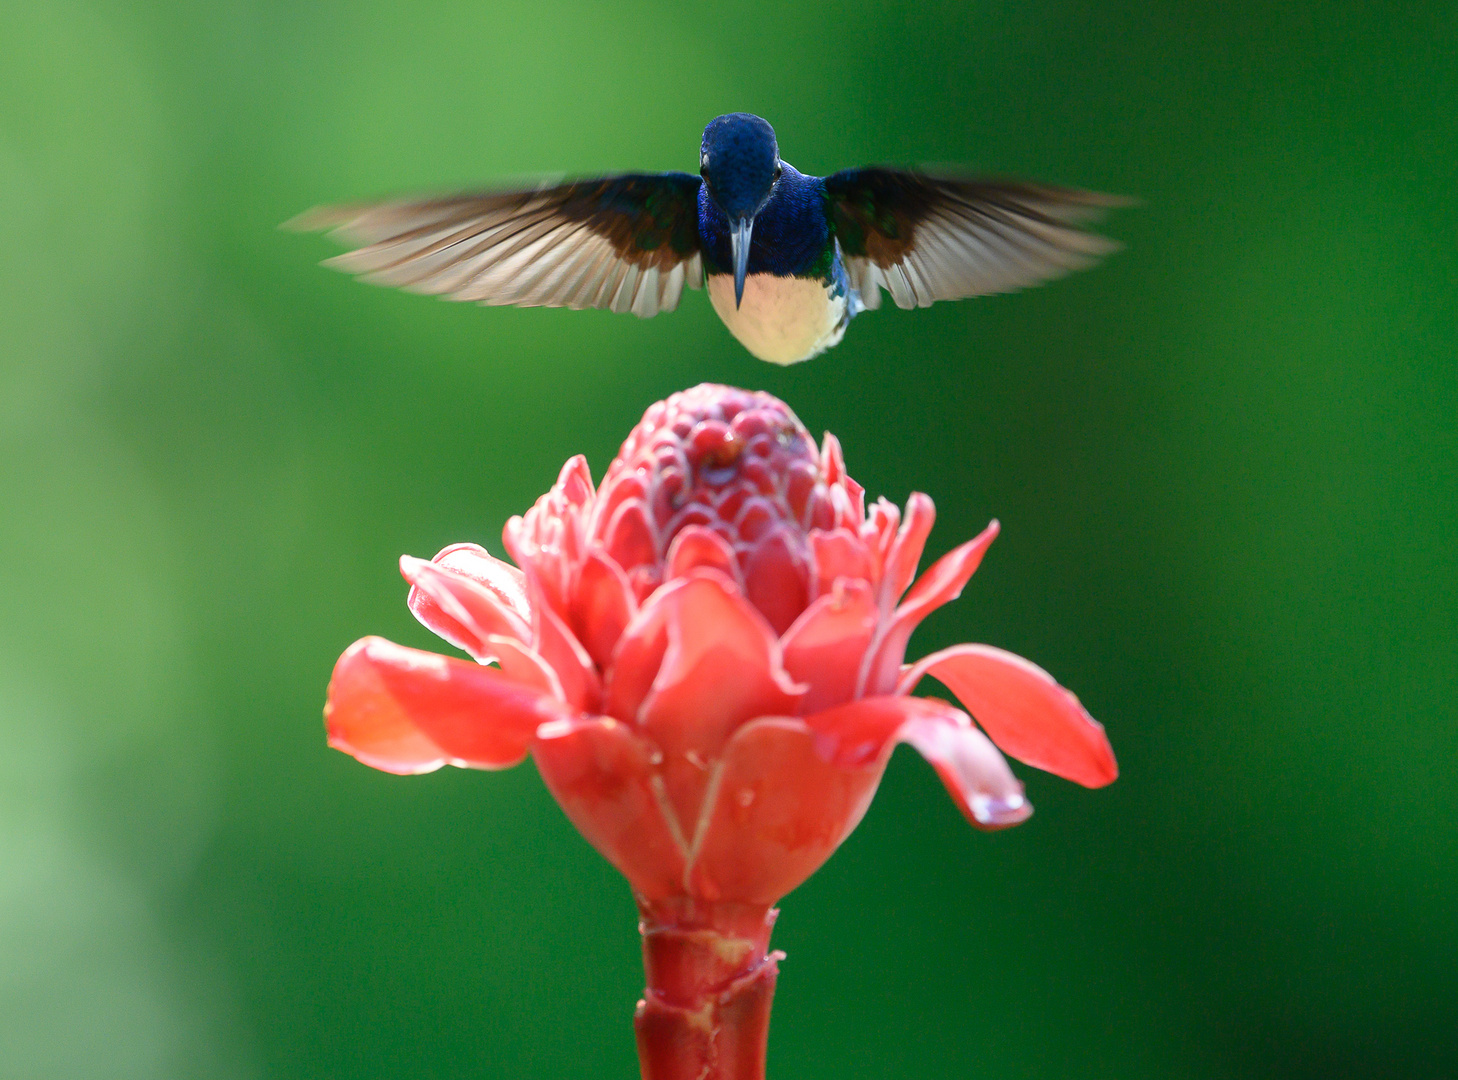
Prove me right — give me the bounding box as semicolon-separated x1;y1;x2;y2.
324;384;1116;1080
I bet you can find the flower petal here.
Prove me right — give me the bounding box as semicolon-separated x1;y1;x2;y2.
897;519;1000;627
324;636;566;774
899;709;1033;830
533;717;687;901
604;498;659;575
483;636;563;699
689;717;886;904
529;578;603;712
572;548;637;670
802;695;1031;830
432;543;530;616
808;528;873;599
900;644;1117;788
780;579;877;714
857;519;1000;697
605;572;804;838
402;554;531;658
637;572;803;754
864;497;900;571
881;492;935;607
819;432;864;524
555;453;596;514
742;527;810;636
665;525;741;585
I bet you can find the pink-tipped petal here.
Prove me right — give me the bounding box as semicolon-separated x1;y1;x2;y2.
741;528;809;636
432;543;530;616
900;644;1117;788
533;717;686;901
483;636;563;699
665;525;741;585
882;493;936;606
555;454;596;512
615;572;804;836
861;498;900;582
780;579;877;714
689;717;886;904
808;528;873;599
899;711;1032;830
530;582;603;712
897;519;1000;626
637;573;803;753
604;498;659;575
857;519;1002;697
402;555;531;659
501;514;529;568
573;548;637;670
801;695;1031;830
324;636;565;775
819;431;847;486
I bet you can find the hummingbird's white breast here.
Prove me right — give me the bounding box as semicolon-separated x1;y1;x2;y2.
707;273;850;366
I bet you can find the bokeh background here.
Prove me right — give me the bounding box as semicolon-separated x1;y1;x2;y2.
3;1;1455;1077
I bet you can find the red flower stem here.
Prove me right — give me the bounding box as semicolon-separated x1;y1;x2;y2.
634;898;783;1080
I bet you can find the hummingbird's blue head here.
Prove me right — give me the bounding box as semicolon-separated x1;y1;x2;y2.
700;113;782;308
699;113;781;222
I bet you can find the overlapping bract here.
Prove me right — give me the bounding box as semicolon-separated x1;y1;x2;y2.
325;385;1116;905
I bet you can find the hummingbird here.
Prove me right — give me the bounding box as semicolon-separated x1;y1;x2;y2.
289;113;1125;366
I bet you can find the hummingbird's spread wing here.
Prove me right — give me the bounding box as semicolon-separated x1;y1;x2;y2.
287;173;704;318
823;170;1126;311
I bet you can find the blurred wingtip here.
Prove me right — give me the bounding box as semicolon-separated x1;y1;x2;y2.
280;204;353;233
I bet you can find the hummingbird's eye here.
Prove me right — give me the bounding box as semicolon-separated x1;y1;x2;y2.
700;153;709;173
773;162;783;182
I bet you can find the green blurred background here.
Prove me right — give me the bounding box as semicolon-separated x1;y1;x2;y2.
3;1;1455;1077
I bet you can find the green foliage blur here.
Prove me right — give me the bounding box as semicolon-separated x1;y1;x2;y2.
2;1;1454;1077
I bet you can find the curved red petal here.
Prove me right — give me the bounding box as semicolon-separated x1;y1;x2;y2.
604;498;659;574
800;694;1031;830
484;636;562;698
555;454;596;512
898;519;1000;626
665;525;741;585
602;595;670;725
690;717;886;905
857;519;1001;697
432;543;529;616
900;644;1118;788
779;579;877;714
800;694;942;766
808;528;873;599
741;528;809;636
819;431;847;486
324;636;565;774
572;548;637;670
402;555;531;659
530;578;603;712
533;717;687;901
638;573;803;754
633;573;804;832
864;498;900;569
898;708;1032;830
882;492;936;606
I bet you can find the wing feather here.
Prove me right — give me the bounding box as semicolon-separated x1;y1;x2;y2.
825;170;1127;311
288;174;704;319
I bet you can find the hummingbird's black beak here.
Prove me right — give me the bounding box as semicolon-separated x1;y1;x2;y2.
731;216;754;309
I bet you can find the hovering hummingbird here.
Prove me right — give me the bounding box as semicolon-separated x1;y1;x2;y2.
289;113;1125;366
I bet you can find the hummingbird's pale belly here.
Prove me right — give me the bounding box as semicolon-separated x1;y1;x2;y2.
707;273;850;365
